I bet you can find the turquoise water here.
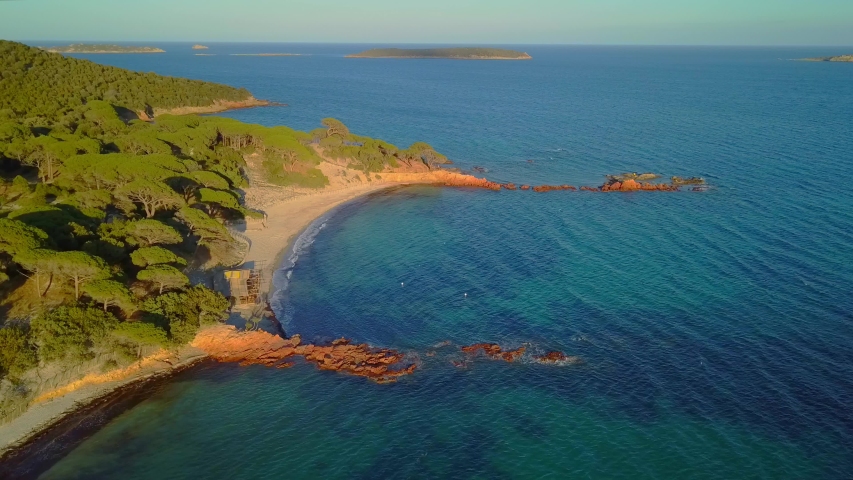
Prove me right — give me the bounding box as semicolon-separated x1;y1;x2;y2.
36;44;853;478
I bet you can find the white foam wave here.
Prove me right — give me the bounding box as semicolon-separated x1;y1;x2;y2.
268;212;334;330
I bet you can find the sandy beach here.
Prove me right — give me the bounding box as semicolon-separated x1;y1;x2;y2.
0;160;493;462
241;182;399;284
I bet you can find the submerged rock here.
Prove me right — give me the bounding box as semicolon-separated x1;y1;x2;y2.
461;343;526;362
671;176;705;186
534;351;583;365
532;184;576;193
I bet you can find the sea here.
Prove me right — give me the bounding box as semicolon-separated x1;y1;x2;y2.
25;43;853;479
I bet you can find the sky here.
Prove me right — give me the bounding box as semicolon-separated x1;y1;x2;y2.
1;0;852;46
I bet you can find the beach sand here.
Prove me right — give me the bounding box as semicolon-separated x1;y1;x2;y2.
0;161;492;460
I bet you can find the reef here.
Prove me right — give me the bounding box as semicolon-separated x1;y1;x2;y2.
192;325;416;383
671;176;706;186
461;343;527;362
532;184;576;192
607;172;660;182
439;172;706;194
534;351;584;365
600;178;679;192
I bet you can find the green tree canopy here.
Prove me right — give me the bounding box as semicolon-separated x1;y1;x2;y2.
130;246;186;268
142;286;228;344
115;178;184;218
83;279;135;313
0;325;38;380
124;219;182;247
137;264;189;294
54;250;109;299
30;306;119;361
15;248;59;297
0;219;48;258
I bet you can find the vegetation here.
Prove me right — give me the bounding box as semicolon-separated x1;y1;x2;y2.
43;44;166;54
346;48;532;60
0;40;453;419
0;42;257;405
0;40;251;122
800;55;853;62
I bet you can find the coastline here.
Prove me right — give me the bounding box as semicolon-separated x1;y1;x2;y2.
0;168;492;467
0;347;207;463
239;167;504;298
145;96;273;118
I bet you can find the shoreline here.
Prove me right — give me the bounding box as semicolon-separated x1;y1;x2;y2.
0;347;208;467
141;96;276;119
0;176;450;467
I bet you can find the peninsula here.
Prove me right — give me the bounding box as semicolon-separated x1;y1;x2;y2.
0;39;700;467
346;47;531;60
799;54;853;62
43;44;165;54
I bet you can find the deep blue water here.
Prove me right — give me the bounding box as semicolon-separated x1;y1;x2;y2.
36;44;853;479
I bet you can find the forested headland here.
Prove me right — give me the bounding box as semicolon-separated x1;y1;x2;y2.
347;48;532;60
799;54;853;62
0;40;452;422
1;40;254;122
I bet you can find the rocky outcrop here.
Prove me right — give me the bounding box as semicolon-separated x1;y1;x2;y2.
532;184;576;192
192;325;416;383
534;351;583;365
502;183;517;190
461;343;526;362
671;176;706;186
520;185;531;190
600;179;679;192
608;172;660;182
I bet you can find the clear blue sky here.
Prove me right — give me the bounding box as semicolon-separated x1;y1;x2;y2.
2;0;852;45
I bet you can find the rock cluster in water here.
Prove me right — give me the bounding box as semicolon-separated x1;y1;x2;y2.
459;343;582;366
461;343;527;362
534;351;584;365
445;171;706;193
192;325;416;383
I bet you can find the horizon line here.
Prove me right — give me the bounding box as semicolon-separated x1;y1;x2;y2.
9;39;853;48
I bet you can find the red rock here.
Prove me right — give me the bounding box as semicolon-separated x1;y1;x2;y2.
520;185;531;190
534;351;584;365
461;343;526;363
193;325;416;381
621;179;640;191
502;183;517;190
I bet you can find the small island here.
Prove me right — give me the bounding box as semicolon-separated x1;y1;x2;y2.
346;47;532;60
799;54;853;62
192;44;209;50
43;44;165;54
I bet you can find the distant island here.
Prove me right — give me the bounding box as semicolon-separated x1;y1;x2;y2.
799;54;853;62
229;53;301;57
346;48;532;60
192;44;209;50
43;44;165;54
